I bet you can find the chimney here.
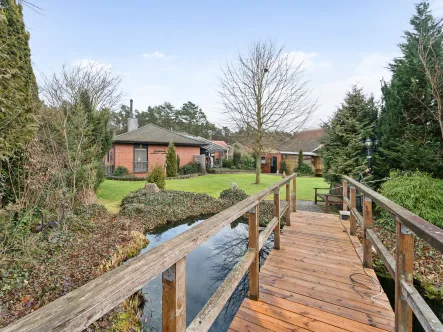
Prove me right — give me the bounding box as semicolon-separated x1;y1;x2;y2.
127;99;139;132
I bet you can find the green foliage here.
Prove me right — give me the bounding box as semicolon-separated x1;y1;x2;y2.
279;160;287;174
113;166;130;177
378;171;443;229
376;2;443;179
320;85;378;183
298;150;304;168
120;189;221;223
166;141;177;177
180;162;201;175
295;163;314;176
222;159;234;169
147;165;166;189
176;155;180;172
0;0;39;160
219;188;248;207
233;150;241;167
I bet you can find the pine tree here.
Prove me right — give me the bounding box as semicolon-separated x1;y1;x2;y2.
377;1;443;178
0;0;38;161
298;150;304;168
320;85;378;184
166;141;177;177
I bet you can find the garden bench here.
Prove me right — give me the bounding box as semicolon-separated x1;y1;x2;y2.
314;187;343;213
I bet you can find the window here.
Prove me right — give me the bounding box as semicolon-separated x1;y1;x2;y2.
134;146;148;172
261;157;266;164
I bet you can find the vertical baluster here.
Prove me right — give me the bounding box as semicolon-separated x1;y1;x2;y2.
248;205;259;300
162;258;186;332
363;197;373;268
395;217;414;332
292;176;297;212
350;186;357;235
343;180;348;211
286;182;291;226
274;189;280;249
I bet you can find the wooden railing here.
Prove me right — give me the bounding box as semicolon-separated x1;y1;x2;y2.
342;176;443;332
2;173;297;332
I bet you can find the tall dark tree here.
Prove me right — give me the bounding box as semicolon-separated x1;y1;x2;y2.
0;0;39;161
320;85;378;184
377;2;443;178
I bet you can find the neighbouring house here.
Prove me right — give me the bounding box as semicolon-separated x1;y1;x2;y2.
105;100;206;177
260;128;325;176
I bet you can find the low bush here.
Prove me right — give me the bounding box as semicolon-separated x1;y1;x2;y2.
222;159;234;169
180;162;201;175
378;171;443;230
113;166;130;177
295;163;314;176
279;160;287;174
147;165;166;189
219;188;248;207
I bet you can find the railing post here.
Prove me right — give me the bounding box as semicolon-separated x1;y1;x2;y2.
286;181;291;226
162;257;186;332
274;189;280;250
395;217;414;332
350;186;357;235
248;205;259;300
343;180;348;211
363;196;373;268
292;175;296;212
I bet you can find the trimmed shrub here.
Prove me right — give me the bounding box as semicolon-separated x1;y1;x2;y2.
378;171;443;229
233;150;241;167
295;162;314;176
222;159;234;169
147;165;166;189
219;188;248;207
279;160;287;174
166;141;177;177
180;162;201;175
113;166;130;177
176;155;180;173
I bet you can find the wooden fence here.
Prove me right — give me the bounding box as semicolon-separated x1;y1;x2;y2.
342;175;443;332
2;174;297;332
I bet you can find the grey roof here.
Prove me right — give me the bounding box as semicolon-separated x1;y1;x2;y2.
113;124;205;146
277;139;322;153
178;133;228;152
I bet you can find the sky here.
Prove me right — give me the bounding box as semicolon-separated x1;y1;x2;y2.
22;0;443;129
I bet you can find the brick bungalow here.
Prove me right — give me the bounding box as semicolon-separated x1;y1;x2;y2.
261;128;325;175
105;100;206;177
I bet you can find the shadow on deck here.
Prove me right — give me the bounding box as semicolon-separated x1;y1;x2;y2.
230;210;395;332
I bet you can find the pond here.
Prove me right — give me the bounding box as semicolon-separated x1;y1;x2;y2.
139;217;273;331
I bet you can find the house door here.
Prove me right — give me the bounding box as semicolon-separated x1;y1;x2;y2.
270;157;277;173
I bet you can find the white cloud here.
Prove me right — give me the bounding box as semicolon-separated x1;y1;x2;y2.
284;51;332;71
72;58;112;72
142;51;175;60
431;0;443;16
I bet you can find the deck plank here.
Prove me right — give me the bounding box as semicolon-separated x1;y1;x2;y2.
230;210;395;332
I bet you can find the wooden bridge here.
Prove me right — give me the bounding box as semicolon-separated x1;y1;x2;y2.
2;174;443;332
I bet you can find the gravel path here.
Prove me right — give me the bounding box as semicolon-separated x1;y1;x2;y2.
296;200;324;213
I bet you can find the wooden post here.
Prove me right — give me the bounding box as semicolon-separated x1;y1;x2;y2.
350;186;357;235
343;180;348;211
274;189;280;250
292;176;296;212
395;217;414;332
162;258;186;332
285;182;291;226
363;196;373;268
248;205;259;300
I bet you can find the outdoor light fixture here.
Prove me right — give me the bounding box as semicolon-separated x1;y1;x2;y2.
363;137;378;172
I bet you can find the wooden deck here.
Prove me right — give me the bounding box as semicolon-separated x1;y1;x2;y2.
230;210;395;332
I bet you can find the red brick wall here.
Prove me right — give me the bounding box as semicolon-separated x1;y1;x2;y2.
260;153;282;173
113;143;201;177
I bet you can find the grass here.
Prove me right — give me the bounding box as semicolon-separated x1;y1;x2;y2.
97;174;327;213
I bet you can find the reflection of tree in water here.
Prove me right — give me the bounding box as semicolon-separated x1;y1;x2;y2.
206;225;273;322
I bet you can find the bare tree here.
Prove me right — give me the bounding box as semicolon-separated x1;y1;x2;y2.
418;28;443;141
219;40;316;184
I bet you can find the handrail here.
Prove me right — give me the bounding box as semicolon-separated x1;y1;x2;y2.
342;175;443;332
2;173;296;332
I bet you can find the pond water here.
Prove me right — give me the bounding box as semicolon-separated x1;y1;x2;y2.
139;218;273;331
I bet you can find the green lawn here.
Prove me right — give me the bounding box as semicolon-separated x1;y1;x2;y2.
97;174;327;213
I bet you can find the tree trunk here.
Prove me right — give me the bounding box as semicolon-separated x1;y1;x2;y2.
255;154;261;184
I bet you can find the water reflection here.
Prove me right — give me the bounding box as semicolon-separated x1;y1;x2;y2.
139;218;272;332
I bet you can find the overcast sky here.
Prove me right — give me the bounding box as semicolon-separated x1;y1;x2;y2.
23;0;443;129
